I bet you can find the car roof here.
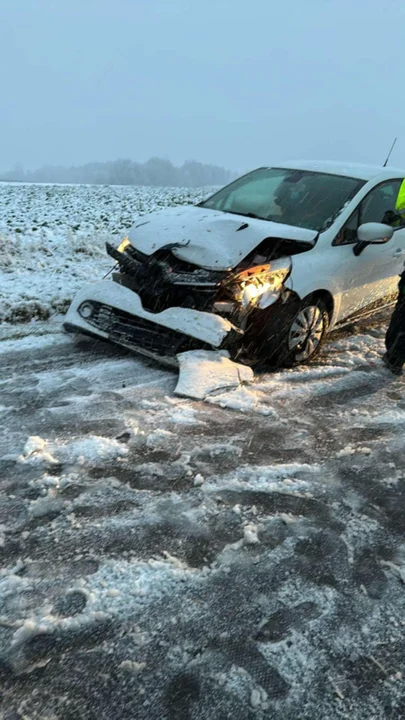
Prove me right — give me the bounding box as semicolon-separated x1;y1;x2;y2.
269;160;405;181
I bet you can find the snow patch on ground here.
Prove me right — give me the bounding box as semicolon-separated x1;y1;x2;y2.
206;384;279;416
145;428;175;451
205;463;320;493
139;396;206;426
13;434;128;468
85;557;201;616
58;436;129;465
364;408;405;427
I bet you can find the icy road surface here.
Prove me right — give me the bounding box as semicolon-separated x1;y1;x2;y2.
1;315;405;720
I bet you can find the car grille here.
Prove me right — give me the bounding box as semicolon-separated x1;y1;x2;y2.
86;302;208;355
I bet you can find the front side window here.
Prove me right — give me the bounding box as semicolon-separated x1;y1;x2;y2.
335;179;404;245
361;180;402;225
334;209;360;245
199;167;365;232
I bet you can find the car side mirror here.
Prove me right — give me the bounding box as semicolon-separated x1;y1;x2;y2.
357;222;394;244
353;222;394;257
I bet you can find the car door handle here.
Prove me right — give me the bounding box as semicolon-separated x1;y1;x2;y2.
392;249;404;257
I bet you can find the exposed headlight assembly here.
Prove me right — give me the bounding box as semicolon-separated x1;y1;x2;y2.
231;260;291;309
117;237;130;253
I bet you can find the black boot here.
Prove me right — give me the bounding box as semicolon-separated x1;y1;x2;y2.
382;353;403;376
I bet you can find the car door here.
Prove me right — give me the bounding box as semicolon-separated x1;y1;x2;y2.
331;178;405;320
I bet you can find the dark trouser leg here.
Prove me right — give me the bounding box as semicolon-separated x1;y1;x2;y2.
385;297;405;368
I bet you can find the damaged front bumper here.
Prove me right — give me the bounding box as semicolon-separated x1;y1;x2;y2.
63;280;243;364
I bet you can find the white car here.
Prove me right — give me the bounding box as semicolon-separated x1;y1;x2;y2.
64;161;405;367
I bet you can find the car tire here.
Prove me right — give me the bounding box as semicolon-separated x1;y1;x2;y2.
259;296;330;368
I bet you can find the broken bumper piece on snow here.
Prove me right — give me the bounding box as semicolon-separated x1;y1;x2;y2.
175;350;254;400
63;280;243;364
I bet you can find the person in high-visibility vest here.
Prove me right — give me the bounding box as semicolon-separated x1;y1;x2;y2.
396;178;405;219
383;179;405;374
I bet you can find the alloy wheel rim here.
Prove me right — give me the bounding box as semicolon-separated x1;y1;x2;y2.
288;305;324;361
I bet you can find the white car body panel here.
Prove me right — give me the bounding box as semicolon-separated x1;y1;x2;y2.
286;167;405;327
127;205;317;271
290;232;405;327
64;280;236;348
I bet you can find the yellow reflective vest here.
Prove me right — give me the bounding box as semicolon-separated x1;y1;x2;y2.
396;178;405;216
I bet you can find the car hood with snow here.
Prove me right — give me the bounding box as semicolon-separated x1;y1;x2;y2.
127;205;318;270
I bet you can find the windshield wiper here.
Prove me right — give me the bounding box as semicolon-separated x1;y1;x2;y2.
231;211;283;223
222;210;270;221
201;206;282;223
239;212;264;219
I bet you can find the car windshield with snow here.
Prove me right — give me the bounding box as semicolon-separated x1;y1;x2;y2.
64;161;405;367
199;166;364;231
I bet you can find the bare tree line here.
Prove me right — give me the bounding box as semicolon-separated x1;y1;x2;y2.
1;158;235;187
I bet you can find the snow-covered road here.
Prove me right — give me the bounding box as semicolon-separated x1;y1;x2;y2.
1;182;405;719
1;314;405;720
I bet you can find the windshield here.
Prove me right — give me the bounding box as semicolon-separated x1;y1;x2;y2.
199;167;365;232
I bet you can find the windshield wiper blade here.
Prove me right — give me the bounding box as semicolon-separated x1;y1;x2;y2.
235;211;282;223
205;207;280;222
227;211;270;221
239;212;263;219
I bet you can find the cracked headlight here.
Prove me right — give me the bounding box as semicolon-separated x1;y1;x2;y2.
116;236;130;253
232;263;290;309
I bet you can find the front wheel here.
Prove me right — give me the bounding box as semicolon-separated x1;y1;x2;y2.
286;301;329;365
252;296;330;368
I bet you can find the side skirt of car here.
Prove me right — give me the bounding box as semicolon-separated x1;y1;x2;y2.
333;296;397;331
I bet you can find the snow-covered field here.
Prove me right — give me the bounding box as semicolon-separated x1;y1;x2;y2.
1;183;405;719
0;183;210;325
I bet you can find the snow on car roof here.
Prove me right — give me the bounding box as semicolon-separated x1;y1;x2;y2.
271;159;405;181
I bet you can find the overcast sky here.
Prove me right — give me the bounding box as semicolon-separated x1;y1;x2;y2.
0;0;404;172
